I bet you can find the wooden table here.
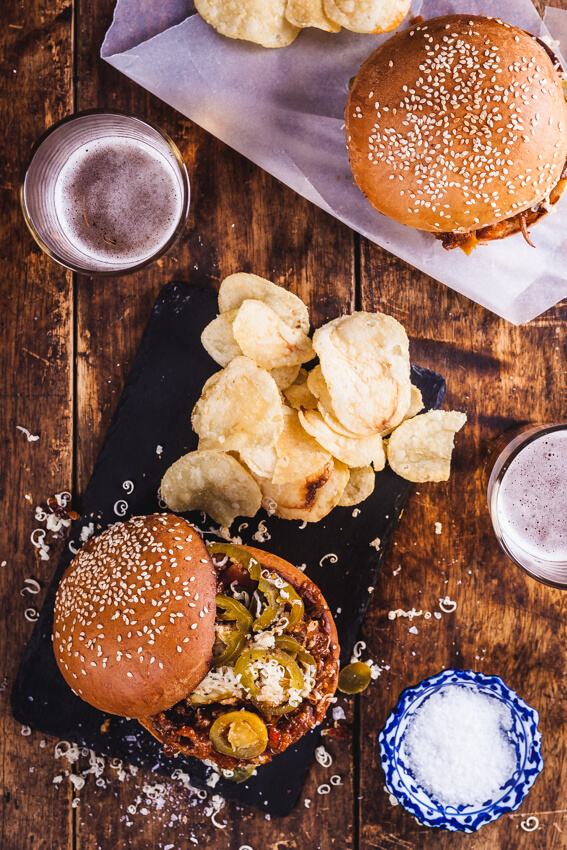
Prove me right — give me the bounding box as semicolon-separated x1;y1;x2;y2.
3;1;567;847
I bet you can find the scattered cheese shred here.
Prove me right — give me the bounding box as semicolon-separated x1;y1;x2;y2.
16;426;40;442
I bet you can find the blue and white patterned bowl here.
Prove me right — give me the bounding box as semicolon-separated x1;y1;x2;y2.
378;668;543;832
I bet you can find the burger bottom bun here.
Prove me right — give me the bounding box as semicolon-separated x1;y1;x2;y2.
139;546;340;768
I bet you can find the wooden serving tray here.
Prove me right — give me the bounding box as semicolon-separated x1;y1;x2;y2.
11;281;446;816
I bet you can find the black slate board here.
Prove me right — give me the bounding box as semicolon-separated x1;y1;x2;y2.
12;281;446;816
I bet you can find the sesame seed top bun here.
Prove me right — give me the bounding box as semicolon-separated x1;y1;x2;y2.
346;15;567;234
53;514;216;718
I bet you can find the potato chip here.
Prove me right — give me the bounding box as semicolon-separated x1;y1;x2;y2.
218;273;310;333
312;312;411;436
307;364;380;438
256;458;349;522
380;384;424;437
201;310;241;367
285;0;341;31
306;365;334;411
273;407;332;484
386;410;467;483
194;356;283;452
195;0;299;48
338;465;375;507
160;450;262;527
406;385;424;420
283;369;318;410
298;408;385;469
317;404;360;438
307;365;358;434
270;363;301;391
239;445;278;479
191;371;223;434
323;0;410;33
233;300;314;370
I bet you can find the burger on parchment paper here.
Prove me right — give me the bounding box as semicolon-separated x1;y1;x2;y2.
346;14;567;252
52;514;339;773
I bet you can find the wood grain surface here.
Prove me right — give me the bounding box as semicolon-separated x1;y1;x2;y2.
2;0;567;847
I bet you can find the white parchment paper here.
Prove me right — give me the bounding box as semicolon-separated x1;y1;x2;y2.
102;1;567;324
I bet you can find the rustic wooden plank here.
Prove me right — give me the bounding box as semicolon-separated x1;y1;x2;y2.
0;0;75;848
71;1;357;846
358;245;567;849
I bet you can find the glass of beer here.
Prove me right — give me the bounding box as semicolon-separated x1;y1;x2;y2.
21;110;190;276
486;424;567;588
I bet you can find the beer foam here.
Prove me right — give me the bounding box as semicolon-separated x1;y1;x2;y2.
54;136;183;267
497;430;567;561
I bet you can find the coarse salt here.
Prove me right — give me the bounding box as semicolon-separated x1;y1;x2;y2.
400;686;517;807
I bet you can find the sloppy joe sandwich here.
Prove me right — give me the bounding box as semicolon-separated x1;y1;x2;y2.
346;15;567;251
53;514;339;771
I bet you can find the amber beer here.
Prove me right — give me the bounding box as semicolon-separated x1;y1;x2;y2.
487;424;567;588
21;111;189;275
54;137;184;267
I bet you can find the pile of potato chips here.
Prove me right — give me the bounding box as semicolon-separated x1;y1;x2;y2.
160;273;466;528
194;0;412;49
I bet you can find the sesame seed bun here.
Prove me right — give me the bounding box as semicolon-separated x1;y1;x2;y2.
346;15;567;235
53;514;216;718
